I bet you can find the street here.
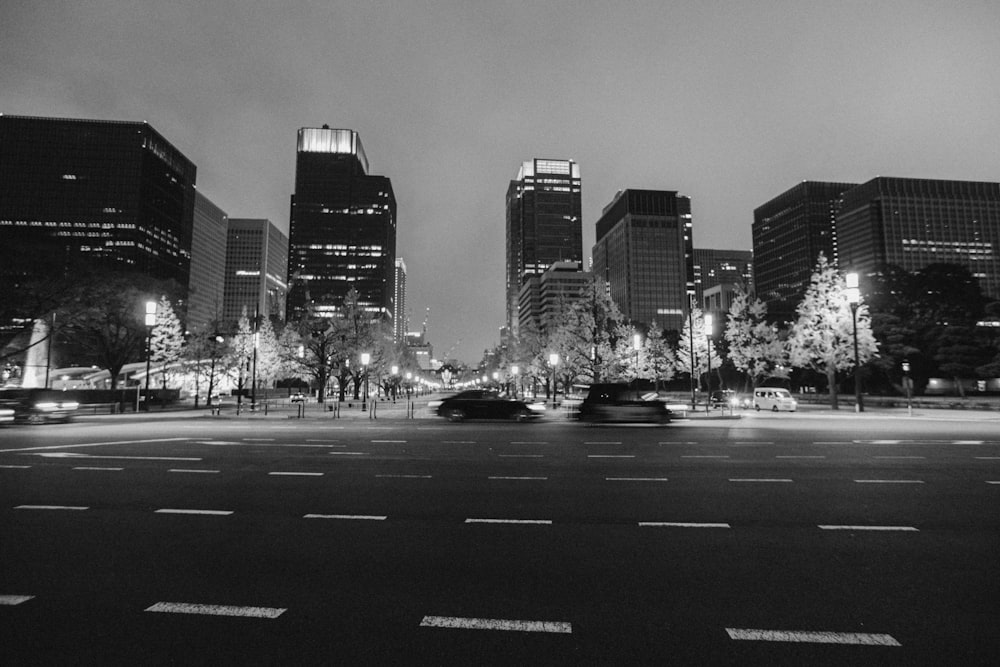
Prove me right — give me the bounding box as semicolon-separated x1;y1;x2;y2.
1;409;998;665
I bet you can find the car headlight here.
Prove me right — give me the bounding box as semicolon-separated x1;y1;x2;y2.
526;402;547;412
427;400;443;409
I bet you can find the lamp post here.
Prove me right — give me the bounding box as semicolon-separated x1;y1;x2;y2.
704;313;714;412
251;330;259;412
846;272;864;413
391;365;399;402
548;352;559;409
633;333;642;383
511;365;519;399
405;371;413;398
902;359;912;417
143;300;156;411
361;352;371;410
687;293;696;409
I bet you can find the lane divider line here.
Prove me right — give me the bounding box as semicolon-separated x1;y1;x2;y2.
0;465;31;469
726;628;900;646
168;469;219;474
874;456;926;460
819;525;918;531
73;466;123;471
155;509;233;516
15;505;88;511
588;455;635;459
498;454;544;458
776;455;826;459
683;455;729;459
729;478;793;483
329;452;368;456
268;472;323;477
853;479;924;484
303;514;386;520
488;476;548;480
420;615;571;633
0;437;188;454
145;602;285;619
639;522;730;528
0;595;35;605
465;518;551;525
375;474;432;479
372;440;407;443
606;477;668;482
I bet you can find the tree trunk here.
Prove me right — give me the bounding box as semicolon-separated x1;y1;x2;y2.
827;366;839;410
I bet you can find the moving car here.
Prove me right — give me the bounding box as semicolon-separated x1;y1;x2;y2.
753;387;797;412
0;389;79;424
577;383;672;424
431;390;545;422
710;389;751;409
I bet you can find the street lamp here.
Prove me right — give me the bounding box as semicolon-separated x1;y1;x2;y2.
143;300;156;411
902;359;913;417
511;364;519;399
704;313;714;410
687;293;697;409
361;352;371;410
548;352;559;408
845;272;864;413
391;365;399;402
633;333;642;382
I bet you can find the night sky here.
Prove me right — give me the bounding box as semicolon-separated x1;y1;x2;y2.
3;1;998;362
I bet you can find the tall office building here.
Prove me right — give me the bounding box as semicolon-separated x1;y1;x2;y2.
592;189;694;332
693;248;754;306
752;181;857;322
287;127;397;325
505;158;582;335
0;115;197;314
394;258;407;343
836;177;1000;298
188;191;228;332
223;219;288;327
517;260;593;334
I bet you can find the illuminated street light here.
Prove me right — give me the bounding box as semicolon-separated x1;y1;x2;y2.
361;352;371;411
633;333;642;381
143;300;156;411
548;352;559;408
704;313;714;410
845;272;863;412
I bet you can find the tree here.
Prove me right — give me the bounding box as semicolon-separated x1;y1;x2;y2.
786;254;878;409
149;296;185;391
725;286;787;389
227;308;255;406
675;304;722;392
253;317;282;391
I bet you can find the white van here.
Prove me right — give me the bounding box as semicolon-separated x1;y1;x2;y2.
753;388;797;412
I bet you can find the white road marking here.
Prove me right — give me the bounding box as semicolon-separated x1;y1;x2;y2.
268;472;323;477
868;440;901;444
776;455;826;459
975;456;1000;460
585;441;622;445
16;505;88;511
488;476;548;480
606;477;668;482
683;455;729;459
726;628;900;646
73;466;123;471
510;441;548;445
0;437;187;454
145;602;285;619
736;441;773;445
729;478;793;483
814;441;850;445
372;440;407;443
874;456;926;460
303;514;386;520
987;481;1000;485
329;452;368;456
465;518;552;525
588;455;635;459
243;438;275;442
306;439;340;442
853;479;924;484
443;441;476;444
0;595;34;605
155;509;233;516
376;474;433;479
659;441;698;445
955;440;985;444
420;615;571;633
498;454;544;458
819;525;918;531
639;522;730;528
168;469;219;474
0;465;31;469
32;453;201;461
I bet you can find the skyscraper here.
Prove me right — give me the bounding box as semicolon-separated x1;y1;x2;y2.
223;219;288;326
188;191;228;332
505;158;582;335
752;181;857;322
692;248;754;306
592;189;694;332
836;177;1000;298
287;127;397;324
394;258;407;343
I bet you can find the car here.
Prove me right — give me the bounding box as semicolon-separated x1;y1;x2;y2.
432;390;545;422
290;392;307;403
0;404;14;424
753;387;797;412
710;389;751;409
0;389;79;424
577;383;672;424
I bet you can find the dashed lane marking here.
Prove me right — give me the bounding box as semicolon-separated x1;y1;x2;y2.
73;466;123;471
372;440;407;443
639;522;730;528
420;615;571;633
498;454;544;458
776;455;825;459
0;595;34;605
0;437;187;454
729;478;793;483
303;514;386;520
873;456;926;459
465;518;552;525
588;455;635;459
329;452;368;456
0;465;31;469
30;453;201;461
145;602;285;619
268;472;323;477
607;477;668;482
819;525;918;531
726;628;900;646
155;509;233;516
243;438;275;442
443;441;476;444
853;479;924;484
510;441;549;445
987;481;1000;484
375;474;432;479
659;441;699;445
488;476;548;480
683;455;729;459
584;441;622;445
975;456;1000;460
168;469;219;474
15;505;88;511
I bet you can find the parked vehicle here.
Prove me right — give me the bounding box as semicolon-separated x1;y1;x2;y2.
0;389;79;424
577;383;672;424
753;388;797;412
432;390;545;422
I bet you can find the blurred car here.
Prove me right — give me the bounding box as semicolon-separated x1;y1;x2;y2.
0;389;79;424
432;390;544;422
290;392;307;403
577;383;672;424
753;387;797;412
0;404;14;424
710;389;751;409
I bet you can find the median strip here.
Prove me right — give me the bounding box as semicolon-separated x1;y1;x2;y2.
420;615;571;634
726;628;900;646
145;602;285;619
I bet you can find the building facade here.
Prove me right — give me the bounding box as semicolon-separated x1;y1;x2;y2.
752;181;857;322
188;191;229;332
394;258;407;344
517;260;593;335
836;177;1000;298
0;114;197;312
505;158;582;336
592;189;694;332
223;219;288;327
693;248;753;306
286;127;397;326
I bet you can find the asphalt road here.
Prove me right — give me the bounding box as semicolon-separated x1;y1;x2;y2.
1;411;998;665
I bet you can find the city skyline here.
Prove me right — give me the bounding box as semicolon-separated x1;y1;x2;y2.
3;1;999;360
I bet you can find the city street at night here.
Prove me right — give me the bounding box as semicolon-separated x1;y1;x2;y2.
2;407;998;664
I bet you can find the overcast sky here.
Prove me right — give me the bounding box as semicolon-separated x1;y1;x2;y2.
3;1;999;362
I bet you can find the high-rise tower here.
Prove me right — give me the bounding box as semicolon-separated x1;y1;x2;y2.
505;158;582;335
287;127;396;324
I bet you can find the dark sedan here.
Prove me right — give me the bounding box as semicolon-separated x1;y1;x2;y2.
430;390;545;422
577;383;672;424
